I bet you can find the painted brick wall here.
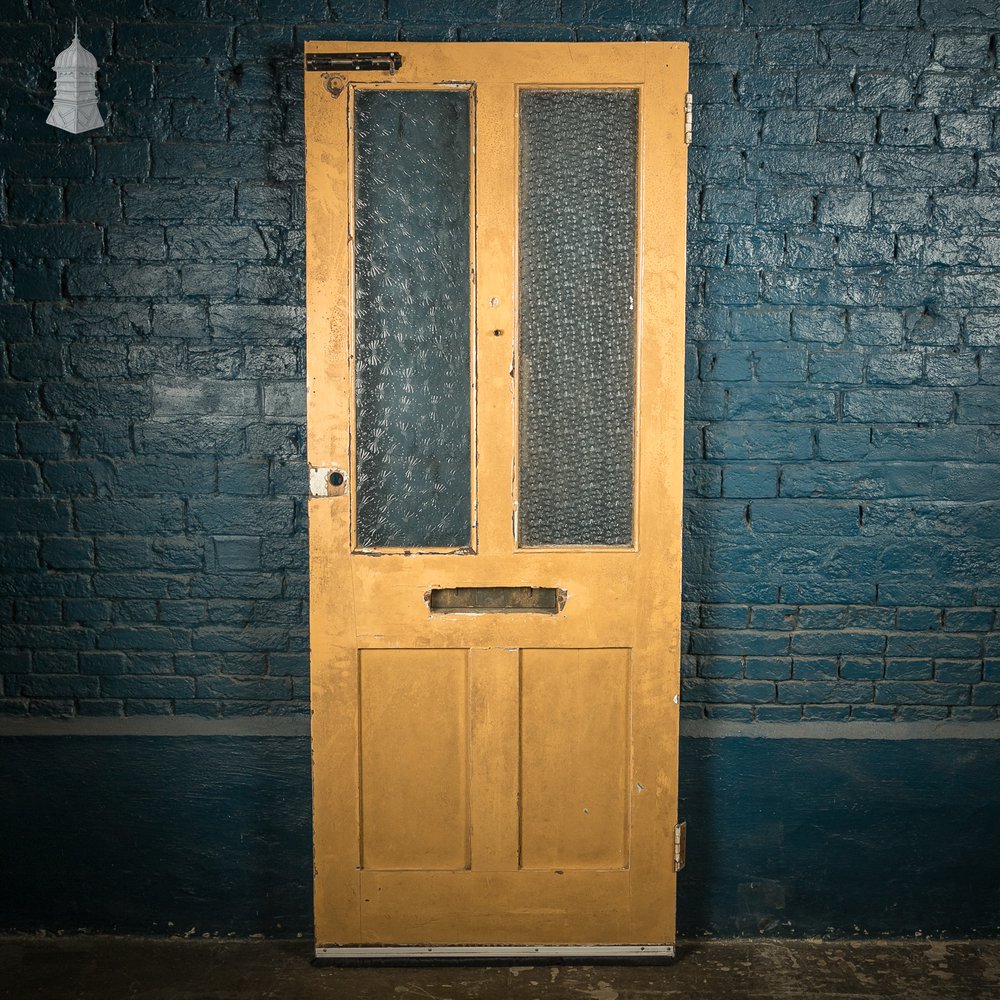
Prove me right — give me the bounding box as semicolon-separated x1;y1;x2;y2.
0;0;997;722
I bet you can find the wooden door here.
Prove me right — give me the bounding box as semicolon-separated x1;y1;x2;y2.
305;41;688;959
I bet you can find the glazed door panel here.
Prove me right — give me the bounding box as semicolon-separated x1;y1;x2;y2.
305;41;688;954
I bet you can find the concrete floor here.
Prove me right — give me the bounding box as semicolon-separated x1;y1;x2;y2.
2;937;999;999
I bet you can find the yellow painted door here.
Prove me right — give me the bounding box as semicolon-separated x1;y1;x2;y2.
305;41;688;956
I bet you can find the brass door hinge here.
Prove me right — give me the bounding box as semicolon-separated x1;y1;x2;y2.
674;821;687;872
684;93;693;145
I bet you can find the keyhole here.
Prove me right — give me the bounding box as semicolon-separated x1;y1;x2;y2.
329;471;345;487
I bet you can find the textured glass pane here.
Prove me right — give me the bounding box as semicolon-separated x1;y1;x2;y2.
517;90;638;547
353;89;472;549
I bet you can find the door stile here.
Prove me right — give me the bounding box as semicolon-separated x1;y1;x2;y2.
305;68;364;946
626;49;689;943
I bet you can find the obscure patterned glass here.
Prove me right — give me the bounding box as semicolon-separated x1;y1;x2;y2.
353;89;472;549
517;90;639;547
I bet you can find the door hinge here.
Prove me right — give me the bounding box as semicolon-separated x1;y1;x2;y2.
674;821;687;872
684;93;693;146
305;51;403;74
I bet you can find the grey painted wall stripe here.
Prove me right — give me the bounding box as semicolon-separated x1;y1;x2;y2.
1;718;998;739
0;717;311;737
682;720;1000;741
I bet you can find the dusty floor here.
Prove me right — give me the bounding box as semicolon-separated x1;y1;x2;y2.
1;937;999;999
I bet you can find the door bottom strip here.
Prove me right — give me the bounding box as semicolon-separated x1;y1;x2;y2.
315;944;676;960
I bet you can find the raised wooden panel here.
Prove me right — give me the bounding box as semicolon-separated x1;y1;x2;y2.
519;648;630;870
361;870;630;944
360;649;469;871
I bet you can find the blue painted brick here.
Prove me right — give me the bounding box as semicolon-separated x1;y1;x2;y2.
268;652;309;677
40;538;94;571
689;29;757;65
896;705;949;721
196;675;291;699
738;72;797;109
698;656;744;679
802;705;850;721
844;388;953;424
755;705;802;722
744;657;792;680
938;112;993;149
758;28;816;63
102;675;195;699
98;627;190;651
129;653;176;675
690;630;790;657
944;609;994;632
778;681;873;704
792;657;839;680
750;606;797;630
790;309;846;344
808;351;865;385
683;679;776;703
746;0;857;24
17;423;66;458
700;605;750;629
848;309;904;346
32;652;78;674
757;189;814;226
797;70;855;108
191;627;288;652
879;111;935;146
755;347;808;383
875;682;970;705
750;501;861;536
702;187;755;224
917;71;972;110
950;706;996;721
792;630;886;656
213;537;262;571
686;464;721;497
817;114;876;147
730;308;791;342
79;652;128;675
705;706;755;722
887;633;982;658
124;699;175;716
897;608;942;631
851;705;896;721
722;464;778;498
77;699;126;717
705;423;812;461
687;0;741;25
727;387;837;421
693;107;761;148
9;674;100;699
840;657;884;680
934;661;982;684
971;684;1000;706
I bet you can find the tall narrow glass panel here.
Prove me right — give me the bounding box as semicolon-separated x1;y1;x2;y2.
353;89;472;549
517;89;639;548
